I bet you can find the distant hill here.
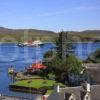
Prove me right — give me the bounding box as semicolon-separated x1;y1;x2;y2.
0;27;100;42
68;30;100;42
0;27;56;35
0;27;57;42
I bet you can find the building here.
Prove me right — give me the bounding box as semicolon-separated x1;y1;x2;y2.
48;83;100;100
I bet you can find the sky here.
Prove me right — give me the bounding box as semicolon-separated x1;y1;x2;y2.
0;0;100;32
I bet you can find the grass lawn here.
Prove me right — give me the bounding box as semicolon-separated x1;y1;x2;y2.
12;79;65;94
13;79;64;88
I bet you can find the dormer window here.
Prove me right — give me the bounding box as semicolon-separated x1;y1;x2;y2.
84;94;90;100
65;93;76;100
70;98;75;100
69;95;76;100
86;96;89;100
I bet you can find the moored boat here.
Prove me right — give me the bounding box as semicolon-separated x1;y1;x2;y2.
8;67;14;74
17;40;44;47
32;40;44;46
25;62;47;75
17;43;24;47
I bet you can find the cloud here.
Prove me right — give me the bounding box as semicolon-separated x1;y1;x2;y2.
36;6;100;17
36;10;68;17
74;6;100;10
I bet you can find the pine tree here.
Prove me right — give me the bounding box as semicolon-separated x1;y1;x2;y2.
56;31;73;59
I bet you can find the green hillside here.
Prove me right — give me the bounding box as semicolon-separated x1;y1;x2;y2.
0;27;57;42
68;30;100;42
0;27;100;42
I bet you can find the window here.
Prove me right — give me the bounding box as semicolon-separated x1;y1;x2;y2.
85;96;90;100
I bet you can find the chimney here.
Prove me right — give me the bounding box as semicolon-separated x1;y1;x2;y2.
54;85;60;93
82;81;91;92
86;82;90;92
57;85;60;93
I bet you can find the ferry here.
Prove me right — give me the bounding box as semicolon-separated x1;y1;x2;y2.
17;40;44;47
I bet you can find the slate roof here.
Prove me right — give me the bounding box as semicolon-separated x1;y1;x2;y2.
48;85;100;100
85;63;100;68
85;63;100;84
48;92;64;100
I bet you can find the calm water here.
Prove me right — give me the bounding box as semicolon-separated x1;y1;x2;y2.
0;43;100;98
75;42;100;59
0;43;54;99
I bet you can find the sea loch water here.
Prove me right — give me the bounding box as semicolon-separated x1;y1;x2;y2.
0;43;100;99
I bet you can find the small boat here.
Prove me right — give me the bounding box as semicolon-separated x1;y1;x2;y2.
8;67;14;74
26;62;47;74
32;40;44;46
17;43;24;47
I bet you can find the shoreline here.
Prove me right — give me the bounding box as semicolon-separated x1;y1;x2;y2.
0;41;100;43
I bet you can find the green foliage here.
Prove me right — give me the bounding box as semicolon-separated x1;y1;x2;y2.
56;31;74;59
88;49;100;63
95;49;100;58
44;54;83;82
66;54;83;74
44;31;83;82
43;50;54;59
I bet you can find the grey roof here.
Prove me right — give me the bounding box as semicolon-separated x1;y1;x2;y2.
84;63;100;83
91;85;100;100
65;92;72;99
48;63;100;100
48;92;64;100
60;86;82;100
85;63;100;68
48;85;100;100
86;67;100;83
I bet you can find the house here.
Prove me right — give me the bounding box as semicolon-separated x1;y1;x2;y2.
48;63;100;100
48;82;100;100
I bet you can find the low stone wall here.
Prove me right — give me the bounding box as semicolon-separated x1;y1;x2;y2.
9;85;47;95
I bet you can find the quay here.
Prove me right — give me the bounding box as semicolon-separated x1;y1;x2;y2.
0;96;29;100
0;94;42;100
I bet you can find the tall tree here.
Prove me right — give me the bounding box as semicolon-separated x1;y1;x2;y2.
44;31;83;83
56;31;73;59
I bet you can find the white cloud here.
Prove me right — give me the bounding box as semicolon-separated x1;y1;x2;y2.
36;5;100;17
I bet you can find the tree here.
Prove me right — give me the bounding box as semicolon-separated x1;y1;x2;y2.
48;56;68;82
43;31;83;83
44;54;83;82
56;31;74;59
88;49;100;63
66;54;83;74
43;50;54;59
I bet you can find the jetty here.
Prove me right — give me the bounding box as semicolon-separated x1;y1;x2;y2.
0;95;30;100
0;94;42;100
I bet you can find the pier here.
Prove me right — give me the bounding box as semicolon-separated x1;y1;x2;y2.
0;95;29;100
0;94;42;100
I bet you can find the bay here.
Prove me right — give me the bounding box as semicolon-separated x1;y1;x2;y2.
0;42;100;99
